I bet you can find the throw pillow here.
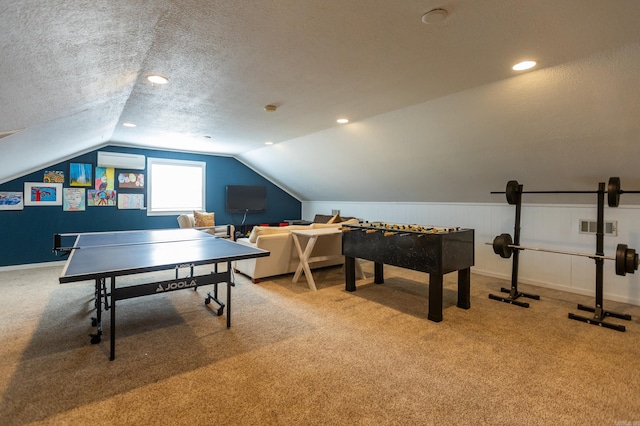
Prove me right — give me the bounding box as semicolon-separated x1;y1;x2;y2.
193;211;215;227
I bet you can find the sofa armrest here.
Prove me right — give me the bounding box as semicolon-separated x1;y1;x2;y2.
177;214;195;228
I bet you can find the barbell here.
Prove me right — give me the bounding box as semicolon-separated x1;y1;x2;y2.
491;177;640;207
491;233;639;276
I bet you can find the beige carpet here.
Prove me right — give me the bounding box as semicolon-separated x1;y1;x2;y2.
1;262;639;425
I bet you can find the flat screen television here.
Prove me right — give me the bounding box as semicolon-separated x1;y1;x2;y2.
225;185;267;212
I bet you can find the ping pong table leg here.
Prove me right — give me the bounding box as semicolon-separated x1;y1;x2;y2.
90;278;103;344
205;263;234;327
110;275;116;361
227;262;232;328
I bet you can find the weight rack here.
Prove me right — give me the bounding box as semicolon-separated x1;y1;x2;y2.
488;181;540;307
490;178;635;331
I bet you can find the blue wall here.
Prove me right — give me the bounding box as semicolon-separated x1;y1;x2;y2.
0;146;301;266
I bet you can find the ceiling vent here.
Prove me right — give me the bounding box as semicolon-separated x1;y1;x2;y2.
97;151;146;170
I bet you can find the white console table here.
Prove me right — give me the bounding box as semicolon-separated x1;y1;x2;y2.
291;228;364;290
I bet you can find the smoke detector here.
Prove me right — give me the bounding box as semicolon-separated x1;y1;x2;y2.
422;8;448;24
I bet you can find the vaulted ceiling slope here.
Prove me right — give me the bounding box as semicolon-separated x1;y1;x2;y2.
2;1;640;203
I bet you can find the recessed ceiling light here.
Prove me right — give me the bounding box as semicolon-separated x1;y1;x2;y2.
337;118;349;124
147;75;169;84
421;8;448;24
265;141;274;145
512;61;537;71
122;122;136;128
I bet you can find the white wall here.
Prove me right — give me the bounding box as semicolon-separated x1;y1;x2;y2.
303;201;640;306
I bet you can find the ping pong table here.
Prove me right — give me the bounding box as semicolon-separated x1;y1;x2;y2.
55;228;269;360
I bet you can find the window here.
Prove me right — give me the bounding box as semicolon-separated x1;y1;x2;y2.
146;158;206;215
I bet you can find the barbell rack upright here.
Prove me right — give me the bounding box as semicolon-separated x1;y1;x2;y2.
567;182;631;331
488;182;540;307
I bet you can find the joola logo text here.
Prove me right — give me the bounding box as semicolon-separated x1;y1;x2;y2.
156;279;197;292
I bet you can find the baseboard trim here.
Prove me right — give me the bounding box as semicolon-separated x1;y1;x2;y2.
472;267;640;307
0;260;65;272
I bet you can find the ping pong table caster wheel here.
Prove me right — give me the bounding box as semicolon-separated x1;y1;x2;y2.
90;334;101;344
204;297;211;305
91;317;97;326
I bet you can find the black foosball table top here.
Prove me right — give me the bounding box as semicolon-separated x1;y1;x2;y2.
341;221;468;235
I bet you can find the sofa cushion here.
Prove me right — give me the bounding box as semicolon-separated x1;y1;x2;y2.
313;213;360;224
193;211;214;227
313;214;334;223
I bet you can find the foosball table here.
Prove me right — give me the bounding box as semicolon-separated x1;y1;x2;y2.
341;222;475;322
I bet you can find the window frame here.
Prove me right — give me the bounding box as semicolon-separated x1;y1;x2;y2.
146;157;207;216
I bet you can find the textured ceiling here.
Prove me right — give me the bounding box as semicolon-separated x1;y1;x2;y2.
1;0;640;203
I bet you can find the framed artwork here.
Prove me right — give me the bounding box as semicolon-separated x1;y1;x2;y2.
117;171;145;189
63;188;86;211
117;193;144;209
69;163;92;187
24;182;63;206
0;192;24;210
95;167;115;190
44;170;65;183
87;189;117;206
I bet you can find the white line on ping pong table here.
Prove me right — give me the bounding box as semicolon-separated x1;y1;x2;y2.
55;228;222;251
68;236;226;251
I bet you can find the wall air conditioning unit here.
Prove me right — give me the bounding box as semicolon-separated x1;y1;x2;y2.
97;151;145;170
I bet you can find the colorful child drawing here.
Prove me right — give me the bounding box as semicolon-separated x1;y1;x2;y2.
87;189;116;206
117;172;145;188
69;163;92;187
0;192;24;210
63;188;86;211
44;171;64;183
95;167;115;190
30;186;57;202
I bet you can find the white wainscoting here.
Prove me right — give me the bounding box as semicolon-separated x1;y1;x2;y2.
303;201;640;306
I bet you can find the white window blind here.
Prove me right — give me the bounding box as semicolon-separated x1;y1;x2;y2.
147;158;206;215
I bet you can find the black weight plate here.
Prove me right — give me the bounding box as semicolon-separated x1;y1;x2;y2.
608;177;621;208
492;234;504;257
493;233;513;259
625;248;638;274
615;244;627;276
505;181;520;205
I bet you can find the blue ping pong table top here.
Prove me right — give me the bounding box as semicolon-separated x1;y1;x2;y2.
60;229;269;283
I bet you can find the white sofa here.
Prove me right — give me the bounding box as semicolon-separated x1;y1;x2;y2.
233;220;358;283
177;213;235;239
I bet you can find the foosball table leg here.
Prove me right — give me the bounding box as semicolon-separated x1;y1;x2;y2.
427;273;443;322
374;262;384;284
345;256;356;292
457;268;471;310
